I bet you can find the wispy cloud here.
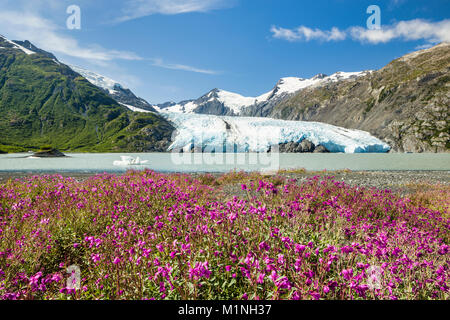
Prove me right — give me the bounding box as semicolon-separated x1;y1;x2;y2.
271;19;450;45
150;58;218;74
0;10;143;63
270;25;346;42
117;0;232;22
0;5;217;75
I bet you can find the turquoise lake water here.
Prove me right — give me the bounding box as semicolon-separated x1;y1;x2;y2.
0;153;449;173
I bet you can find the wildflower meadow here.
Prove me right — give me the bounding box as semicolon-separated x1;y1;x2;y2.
0;170;448;300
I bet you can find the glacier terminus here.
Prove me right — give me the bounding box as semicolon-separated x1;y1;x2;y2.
160;111;390;154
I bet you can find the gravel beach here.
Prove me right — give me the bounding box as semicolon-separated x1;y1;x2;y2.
0;170;448;197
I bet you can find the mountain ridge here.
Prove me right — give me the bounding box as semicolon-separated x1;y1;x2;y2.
154;71;372;116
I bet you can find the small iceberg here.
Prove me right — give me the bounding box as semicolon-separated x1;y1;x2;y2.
113;156;149;166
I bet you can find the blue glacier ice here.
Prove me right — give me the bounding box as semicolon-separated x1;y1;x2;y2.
160;112;390;153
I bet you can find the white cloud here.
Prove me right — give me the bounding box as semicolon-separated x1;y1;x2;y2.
151;58;218;74
0;10;143;63
270;25;346;42
271;19;450;45
118;0;231;22
350;19;450;44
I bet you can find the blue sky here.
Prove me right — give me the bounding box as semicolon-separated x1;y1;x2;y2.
0;0;449;103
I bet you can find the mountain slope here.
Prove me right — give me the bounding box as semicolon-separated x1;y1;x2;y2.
0;35;173;153
68;65;156;113
269;43;450;153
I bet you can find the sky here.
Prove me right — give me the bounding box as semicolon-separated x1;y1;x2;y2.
0;0;449;104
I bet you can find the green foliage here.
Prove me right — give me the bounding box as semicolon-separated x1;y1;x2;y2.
378;86;397;104
39;144;53;151
363;98;375;115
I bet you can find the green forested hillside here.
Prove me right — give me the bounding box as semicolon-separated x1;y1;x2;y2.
0;37;173;153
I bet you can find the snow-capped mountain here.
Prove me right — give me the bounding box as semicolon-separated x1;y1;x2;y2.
154;71;372;116
0;35;155;113
162;112;389;153
1;35;60;61
0;34;35;55
68;65;156;113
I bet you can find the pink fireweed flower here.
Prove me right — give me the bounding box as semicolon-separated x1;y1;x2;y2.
270;270;278;283
275;276;292;290
51;273;62;283
295;244;307;254
291;291;301;300
29;272;42;287
240;267;251;279
438;245;449;255
310;292;321;300
258;241;270;251
341;268;354;281
257;273;265;284
188;261;211;280
281;237;292;249
341;246;354;254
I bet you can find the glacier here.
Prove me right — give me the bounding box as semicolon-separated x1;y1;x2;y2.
161;111;390;153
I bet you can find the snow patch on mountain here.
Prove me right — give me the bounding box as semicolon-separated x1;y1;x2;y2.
69;65;124;94
0;35;35;55
119;102;153;113
69;65;156;112
215;90;260;113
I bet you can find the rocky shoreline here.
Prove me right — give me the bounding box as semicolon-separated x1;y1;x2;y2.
32;149;66;157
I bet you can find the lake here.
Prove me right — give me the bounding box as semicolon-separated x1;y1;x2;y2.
0;153;449;173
